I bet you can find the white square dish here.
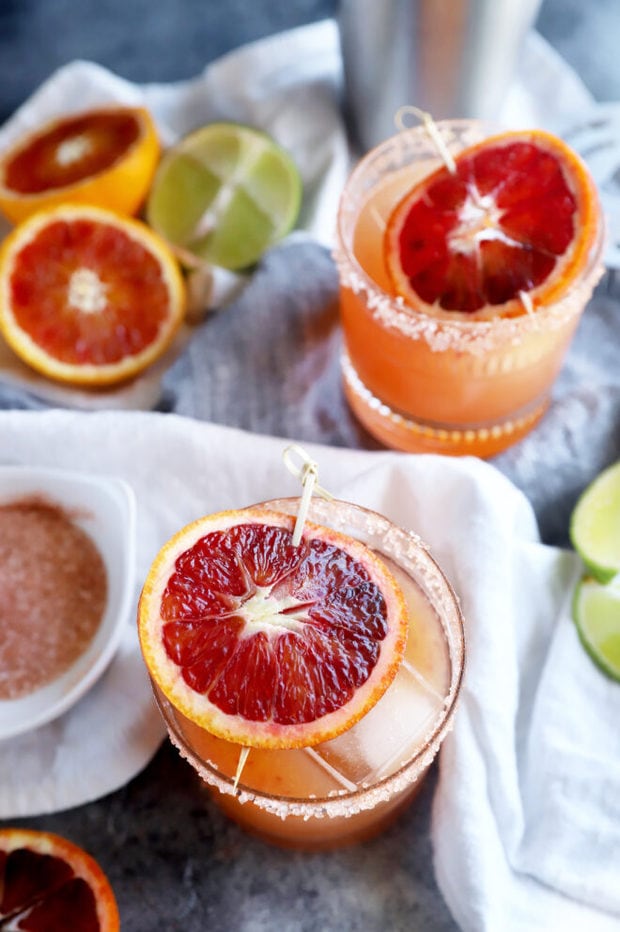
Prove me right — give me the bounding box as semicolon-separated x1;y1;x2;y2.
0;465;136;741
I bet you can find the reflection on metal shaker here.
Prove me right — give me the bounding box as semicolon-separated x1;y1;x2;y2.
338;0;542;151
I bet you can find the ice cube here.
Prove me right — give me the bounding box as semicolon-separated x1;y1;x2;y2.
313;664;443;784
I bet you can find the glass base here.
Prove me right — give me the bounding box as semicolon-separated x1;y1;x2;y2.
342;354;549;458
209;772;427;850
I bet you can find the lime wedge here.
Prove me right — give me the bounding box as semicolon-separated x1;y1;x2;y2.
146;122;302;270
572;577;620;680
569;461;620;583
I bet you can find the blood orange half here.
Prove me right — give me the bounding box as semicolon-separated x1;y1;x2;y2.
0;106;159;223
0;828;119;931
385;128;601;321
138;507;408;750
0;204;185;386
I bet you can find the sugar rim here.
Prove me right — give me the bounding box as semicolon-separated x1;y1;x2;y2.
156;496;465;820
334;119;606;356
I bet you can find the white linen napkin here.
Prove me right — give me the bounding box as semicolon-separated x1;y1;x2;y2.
1;408;618;932
429;477;620;931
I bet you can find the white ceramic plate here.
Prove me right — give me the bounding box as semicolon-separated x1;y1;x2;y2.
0;466;136;740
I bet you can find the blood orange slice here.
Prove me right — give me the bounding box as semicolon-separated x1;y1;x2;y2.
0;828;119;931
138;507;408;750
0;204;185;386
0;106;159;223
385;128;601;320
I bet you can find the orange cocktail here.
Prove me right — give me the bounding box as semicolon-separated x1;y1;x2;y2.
335;120;605;456
143;497;464;850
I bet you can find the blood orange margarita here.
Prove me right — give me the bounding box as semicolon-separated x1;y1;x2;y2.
335;120;605;456
142;497;464;849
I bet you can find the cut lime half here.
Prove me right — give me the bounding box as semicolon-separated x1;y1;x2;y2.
146;122;302;271
572;577;620;681
569;461;620;583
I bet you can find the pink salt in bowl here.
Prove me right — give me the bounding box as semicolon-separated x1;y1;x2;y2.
0;465;136;741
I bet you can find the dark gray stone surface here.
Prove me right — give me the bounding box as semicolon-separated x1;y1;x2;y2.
0;4;619;931
1;0;619;122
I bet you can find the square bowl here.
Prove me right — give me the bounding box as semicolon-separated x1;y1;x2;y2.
0;465;136;741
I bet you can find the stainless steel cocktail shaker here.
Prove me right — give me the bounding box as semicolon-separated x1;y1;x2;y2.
338;0;542;150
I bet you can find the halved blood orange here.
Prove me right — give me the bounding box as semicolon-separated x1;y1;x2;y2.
0;204;186;387
138;507;408;750
0;106;159;223
0;828;120;931
385;128;601;320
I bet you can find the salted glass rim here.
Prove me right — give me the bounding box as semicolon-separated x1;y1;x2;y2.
155;496;466;819
334;118;605;350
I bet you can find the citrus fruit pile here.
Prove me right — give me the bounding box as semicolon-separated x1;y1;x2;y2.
570;462;620;680
0;105;301;387
138;506;408;749
385;128;600;320
0;827;119;931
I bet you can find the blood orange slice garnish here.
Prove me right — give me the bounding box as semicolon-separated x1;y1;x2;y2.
0;204;185;386
0;106;159;223
0;828;119;931
138;507;408;750
385;128;601;320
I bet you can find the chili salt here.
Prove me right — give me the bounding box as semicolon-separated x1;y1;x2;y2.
0;496;107;701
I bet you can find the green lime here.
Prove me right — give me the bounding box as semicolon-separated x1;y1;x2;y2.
572;576;620;680
146;122;302;271
569;461;620;583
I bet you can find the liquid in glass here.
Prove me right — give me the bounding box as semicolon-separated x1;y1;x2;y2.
335;120;605;456
150;497;464;849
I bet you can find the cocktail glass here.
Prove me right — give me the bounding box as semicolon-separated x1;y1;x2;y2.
334;120;605;457
150;496;465;850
